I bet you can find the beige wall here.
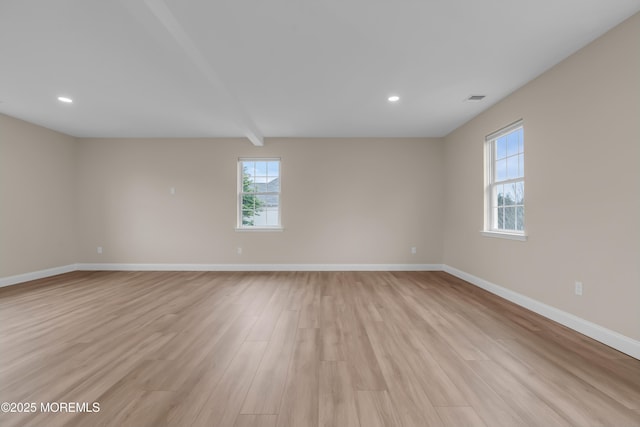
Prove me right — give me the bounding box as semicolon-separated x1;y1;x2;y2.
75;137;444;265
0;114;77;277
443;14;640;340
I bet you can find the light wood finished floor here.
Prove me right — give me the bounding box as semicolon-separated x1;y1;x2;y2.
0;271;638;427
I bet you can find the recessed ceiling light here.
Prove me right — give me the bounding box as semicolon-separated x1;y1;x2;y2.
57;96;73;103
388;95;400;102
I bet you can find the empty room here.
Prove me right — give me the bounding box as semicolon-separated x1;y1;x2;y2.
1;1;639;426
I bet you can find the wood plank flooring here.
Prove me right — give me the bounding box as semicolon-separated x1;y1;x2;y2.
0;270;638;427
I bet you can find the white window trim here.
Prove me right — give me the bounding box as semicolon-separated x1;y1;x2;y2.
234;227;284;232
480;230;527;241
237;157;283;231
483;120;527;241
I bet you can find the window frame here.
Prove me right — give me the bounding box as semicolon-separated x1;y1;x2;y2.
482;120;527;241
236;157;283;232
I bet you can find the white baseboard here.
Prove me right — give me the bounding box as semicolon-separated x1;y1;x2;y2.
443;264;640;360
0;264;77;288
0;263;440;288
76;263;443;272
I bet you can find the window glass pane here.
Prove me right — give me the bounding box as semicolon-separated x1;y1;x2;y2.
496;184;504;207
252;195;278;226
242;195;256;209
254;176;268;189
518;154;524;177
243;162;255;178
507;156;519;179
496;159;507;181
241;194;258;226
242;162;259;191
517;129;524;153
496;137;507;159
255;161;267;176
262;194;278;208
507;132;519;156
267;161;279;178
516;206;525;231
242;213;254;226
497;207;504;229
515;181;524;204
245;194;266;225
266;196;280;226
503;206;516;230
242;169;257;192
266;212;279;226
504;184;516;206
266;177;280;192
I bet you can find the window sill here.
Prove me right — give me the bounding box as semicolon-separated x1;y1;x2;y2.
235;227;284;232
480;231;527;241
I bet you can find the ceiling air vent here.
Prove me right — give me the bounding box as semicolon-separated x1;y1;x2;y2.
467;95;486;101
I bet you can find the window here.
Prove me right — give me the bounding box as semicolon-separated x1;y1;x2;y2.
484;121;526;239
237;158;281;230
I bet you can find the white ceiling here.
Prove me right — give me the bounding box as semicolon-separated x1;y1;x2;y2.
0;0;638;142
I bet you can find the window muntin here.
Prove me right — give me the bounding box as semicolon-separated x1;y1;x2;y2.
485;122;525;234
238;158;281;229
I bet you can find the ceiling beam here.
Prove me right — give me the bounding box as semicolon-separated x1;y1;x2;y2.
137;0;264;146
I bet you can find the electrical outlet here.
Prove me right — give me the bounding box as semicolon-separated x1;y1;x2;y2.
574;281;583;296
411;247;417;254
97;246;103;255
170;187;176;195
237;247;242;255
